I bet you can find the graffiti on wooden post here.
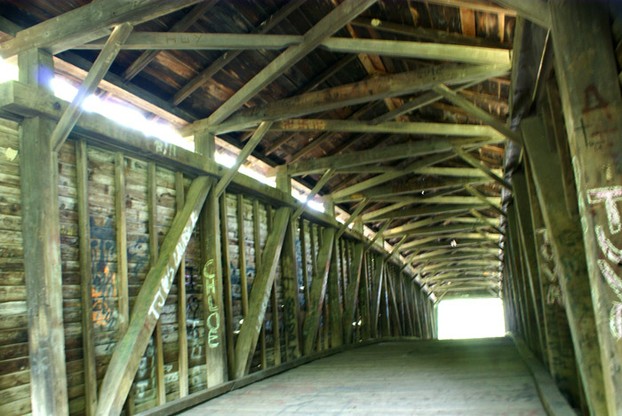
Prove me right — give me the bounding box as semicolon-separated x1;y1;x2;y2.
148;212;198;320
203;259;220;348
588;186;622;339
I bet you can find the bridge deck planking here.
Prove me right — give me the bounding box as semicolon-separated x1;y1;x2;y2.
180;338;548;415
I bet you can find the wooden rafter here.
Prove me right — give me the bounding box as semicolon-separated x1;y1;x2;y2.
51;23;133;152
0;0;204;58
184;63;510;134
200;0;376;127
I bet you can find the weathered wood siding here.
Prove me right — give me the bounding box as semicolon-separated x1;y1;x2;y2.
0;117;433;415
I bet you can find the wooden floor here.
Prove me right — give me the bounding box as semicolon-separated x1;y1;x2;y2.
180;338;549;415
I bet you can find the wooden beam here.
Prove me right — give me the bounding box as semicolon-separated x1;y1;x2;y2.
95;177;211;416
18;48;69;416
413;167;497;178
339;176;493;203
464;185;505;216
287;139;486;177
432;83;522;143
337;200;369;239
521;115;607;414
453;146;512;190
343;244;365;343
292;168;335;219
0;0;203;58
493;0;551;28
147;162;166;406
82;34;510;65
235;118;505;138
302;228;336;354
115;152;130;336
351;17;511;49
76;140;97;416
233;207;290;378
384;213;459;238
372;79;487;124
50;22;133;152
122;1;218;81
550;2;622;408
196;131;228;386
186;63;510;134
323;37;509;65
174;173;189;398
173;0;305;105
214;121;272;197
203;0;376;126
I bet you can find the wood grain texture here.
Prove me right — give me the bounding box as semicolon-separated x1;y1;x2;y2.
179;338;555;415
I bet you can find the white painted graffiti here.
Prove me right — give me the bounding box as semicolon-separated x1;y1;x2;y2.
148;212;198;320
589;186;622;339
203;259;221;348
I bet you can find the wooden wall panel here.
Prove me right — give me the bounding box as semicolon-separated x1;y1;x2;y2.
0;114;434;415
0;119;30;416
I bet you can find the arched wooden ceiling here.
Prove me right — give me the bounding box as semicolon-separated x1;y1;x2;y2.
0;0;522;299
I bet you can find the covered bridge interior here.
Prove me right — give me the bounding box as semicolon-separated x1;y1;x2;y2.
0;0;621;414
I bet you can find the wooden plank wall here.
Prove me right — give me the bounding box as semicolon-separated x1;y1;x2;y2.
0;118;433;415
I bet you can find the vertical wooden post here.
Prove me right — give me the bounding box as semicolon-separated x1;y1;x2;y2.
549;2;622;411
147;162;166;406
513;169;549;365
237;195;249;318
343;243;364;343
219;193;235;375
276;172;302;361
195;130;227;386
525;160;581;404
18;48;69;416
115;153;129;335
521;114;607;414
371;258;384;338
175;172;189;398
76;140;98;416
359;254;372;340
302;227;336;354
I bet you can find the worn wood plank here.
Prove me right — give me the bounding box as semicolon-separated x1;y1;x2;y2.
50;23;133;152
550;1;622;412
521;115;607;414
214;122;272;197
287;139;490;177
302;228;336;355
219;193;235;377
237;118;504;138
275;165;301;362
342;244;364;344
76;139;98;416
18;48;69;416
188;63;510;135
95;176;210;416
175;172;189;398
232;207;290;378
196;131;227;386
147;162;167;407
115;152;129;335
